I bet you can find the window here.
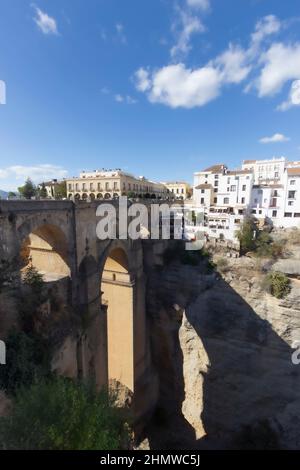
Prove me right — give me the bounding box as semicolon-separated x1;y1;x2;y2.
215;174;219;179
230;185;236;192
288;191;296;199
201;198;204;204
90;183;93;190
201;189;205;194
214;197;217;203
259;210;262;215
223;197;229;204
254;198;258;204
214;188;218;193
176;188;179;194
68;184;72;190
241;197;245;204
205;174;208;178
272;210;277;217
105;182;109;190
227;177;230;184
242;185;246;191
82;183;86;190
214;180;219;186
290;180;296;185
123;182;126;190
252;209;256;214
294;213;300;218
275;172;279;178
284;212;292;217
114;182;118;190
75;183;78;191
288;201;294;206
181;188;184;194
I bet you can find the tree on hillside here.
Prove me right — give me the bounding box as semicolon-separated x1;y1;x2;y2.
54;181;67;199
18;178;37;200
38;183;48;199
8;192;17;199
236;217;258;254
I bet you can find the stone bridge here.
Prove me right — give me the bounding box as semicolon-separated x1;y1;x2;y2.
0;200;172;425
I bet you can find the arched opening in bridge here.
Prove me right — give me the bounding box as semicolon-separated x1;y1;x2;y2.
101;247;134;392
20;224;70;282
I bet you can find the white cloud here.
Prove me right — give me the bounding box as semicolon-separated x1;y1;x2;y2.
33;6;58;35
0;169;9;179
170;7;205;60
257;42;300;97
259;133;290;144
0;165;68;190
187;0;210;10
135;14;300;110
101;87;110;94
214;44;251;84
135;68;151;92
115;94;137;104
135;63;221;109
135;44;251;109
277;79;300;111
115;23;127;44
250;15;281;55
115;94;124;103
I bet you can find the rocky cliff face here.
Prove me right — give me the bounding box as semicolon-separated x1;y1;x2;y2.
145;253;300;449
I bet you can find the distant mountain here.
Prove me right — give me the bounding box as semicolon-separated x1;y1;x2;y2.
0;190;8;199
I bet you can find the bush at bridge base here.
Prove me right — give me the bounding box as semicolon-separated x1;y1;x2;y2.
0;377;132;450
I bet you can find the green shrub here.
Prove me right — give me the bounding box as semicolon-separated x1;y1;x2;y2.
237;218;258;254
0;377;131;450
22;265;44;295
0;330;51;395
255;231;285;259
263;271;291;299
19;266;46;333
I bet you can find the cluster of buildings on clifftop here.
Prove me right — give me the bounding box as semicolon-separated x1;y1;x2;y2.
40;156;300;242
193;157;300;241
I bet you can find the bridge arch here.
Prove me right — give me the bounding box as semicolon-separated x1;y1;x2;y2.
18;221;71;280
100;242;135;392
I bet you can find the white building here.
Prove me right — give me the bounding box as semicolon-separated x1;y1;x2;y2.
242;157;286;185
193;164;254;241
193;158;300;242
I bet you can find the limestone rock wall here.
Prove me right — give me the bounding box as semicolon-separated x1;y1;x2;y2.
146;257;300;449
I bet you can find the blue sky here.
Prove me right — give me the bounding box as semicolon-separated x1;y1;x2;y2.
0;0;300;190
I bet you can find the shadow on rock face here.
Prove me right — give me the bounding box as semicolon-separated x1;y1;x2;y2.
144;265;300;450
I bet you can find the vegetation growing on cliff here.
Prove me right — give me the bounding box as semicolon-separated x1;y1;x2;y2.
262;271;291;299
0;330;51;395
0;378;131;450
237;218;285;259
